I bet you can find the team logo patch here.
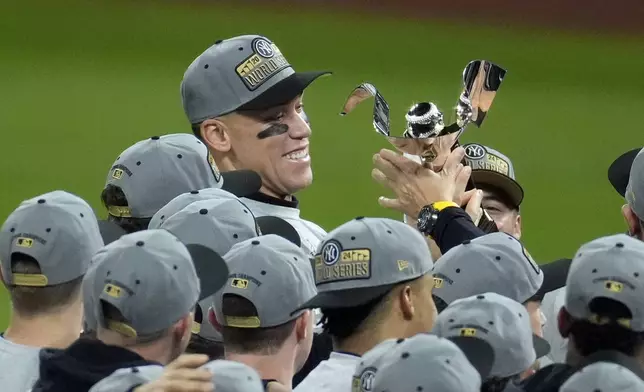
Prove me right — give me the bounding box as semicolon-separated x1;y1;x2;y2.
253;38;275;58
235;39;290;91
112;168;123;179
357;368;377;392
16;237;34;248
397;260;409;271
231;278;249;289
605;280;624;293
321;241;341;266
433;277;444;288
314;241;371;285
464;144;486;160
103;283;125;298
460;327;477;337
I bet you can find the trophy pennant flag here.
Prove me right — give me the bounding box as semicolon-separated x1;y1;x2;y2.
340;60;507;172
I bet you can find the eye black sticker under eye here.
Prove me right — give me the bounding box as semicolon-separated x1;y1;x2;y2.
257;124;289;139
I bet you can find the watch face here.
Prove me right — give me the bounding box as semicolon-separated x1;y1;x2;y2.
417;206;437;235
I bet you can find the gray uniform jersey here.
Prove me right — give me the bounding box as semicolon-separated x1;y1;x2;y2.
0;336;41;391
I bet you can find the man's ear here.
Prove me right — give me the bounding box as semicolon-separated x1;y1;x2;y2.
174;313;193;342
514;213;523;239
622;204;642;238
399;285;415;320
295;310;311;343
201;118;232;153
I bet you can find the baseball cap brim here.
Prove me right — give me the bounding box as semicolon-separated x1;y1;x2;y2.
97;220;128;245
293;283;395;313
471;170;524;208
185;244;229;301
608;148;641;197
238;71;331;112
220;170;262;197
529;258;571;301
446;336;495;379
533;333;551;358
256;216;301;247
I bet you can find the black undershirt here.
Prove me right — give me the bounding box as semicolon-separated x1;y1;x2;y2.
244;192;299;209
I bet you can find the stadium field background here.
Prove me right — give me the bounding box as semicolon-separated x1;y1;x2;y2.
1;0;643;328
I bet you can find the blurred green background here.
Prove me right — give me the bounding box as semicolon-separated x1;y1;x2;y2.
1;0;642;328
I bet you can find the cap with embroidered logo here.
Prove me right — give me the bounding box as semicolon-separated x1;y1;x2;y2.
104;133;260;219
433;292;550;378
432;232;543;306
565;234;644;331
181;35;330;124
462;143;524;207
370;333;482;392
295;217;433;311
213;235;316;329
83;229;228;339
0;190;105;287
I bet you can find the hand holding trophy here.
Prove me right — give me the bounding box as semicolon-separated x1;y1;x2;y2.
342;60;507;233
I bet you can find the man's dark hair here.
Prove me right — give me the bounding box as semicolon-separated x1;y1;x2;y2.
100;184;150;233
186;303;225;359
191;123;202;138
6;254;83;316
187;334;225;360
482;375;520;392
221;294;296;355
320;292;388;344
433;294;449;314
479;184;520;212
570;297;644;357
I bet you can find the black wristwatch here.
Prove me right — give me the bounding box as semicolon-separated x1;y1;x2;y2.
417;201;458;236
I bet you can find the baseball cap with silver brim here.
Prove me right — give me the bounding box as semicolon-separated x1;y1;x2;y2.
181;35;330;124
463;143;524;208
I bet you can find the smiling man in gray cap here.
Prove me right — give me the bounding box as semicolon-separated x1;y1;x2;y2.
31;229;229;392
293;217;436;392
101;133;261;234
212;234;317;391
0;191;105;392
181;35;330;258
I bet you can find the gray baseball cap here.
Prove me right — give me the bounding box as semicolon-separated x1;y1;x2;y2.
560;361;644;392
104;133;261;219
352;339;399;392
433;292;550;378
626;148;644;220
148;188;239;229
0;191;104;287
88;360;263;392
433;232;544;305
565;233;644;331
463;143;524;207
159;197;300;339
181;35;330;124
213;234;317;328
84;229;229;339
371;333;482;392
296;217;434;310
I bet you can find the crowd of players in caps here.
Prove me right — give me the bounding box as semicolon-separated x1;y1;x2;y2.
1;33;644;392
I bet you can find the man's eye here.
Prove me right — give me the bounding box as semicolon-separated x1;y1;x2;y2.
264;112;284;122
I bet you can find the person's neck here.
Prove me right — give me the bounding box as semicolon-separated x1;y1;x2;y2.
335;327;400;357
260;186;292;201
98;331;172;365
227;350;296;389
4;307;82;349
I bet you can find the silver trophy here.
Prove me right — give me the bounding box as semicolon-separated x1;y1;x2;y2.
341;60;507;172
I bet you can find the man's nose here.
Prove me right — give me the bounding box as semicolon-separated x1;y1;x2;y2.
288;112;312;139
